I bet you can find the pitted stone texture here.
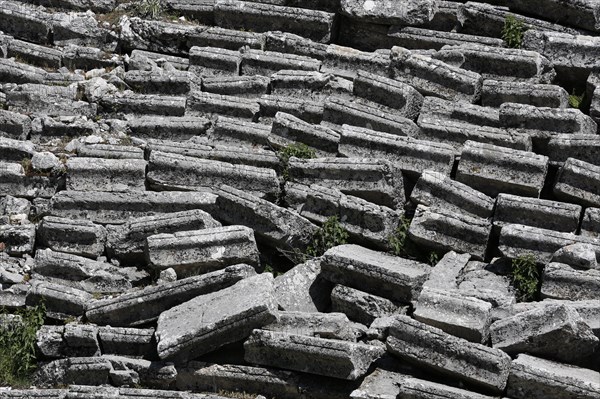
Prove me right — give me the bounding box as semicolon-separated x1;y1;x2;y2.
552;243;598;270
264;311;365;342
340;0;438;25
273;259;331;313
38;216;107;259
554;158;600;207
482;80;569;108
66;157;147;193
547;134;600;167
541;263;600;301
156;273;277;362
331;284;403;326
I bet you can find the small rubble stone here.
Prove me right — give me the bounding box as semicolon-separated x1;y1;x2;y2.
552;243;598;270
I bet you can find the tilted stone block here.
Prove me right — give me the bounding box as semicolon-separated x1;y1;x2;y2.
86;264;255;326
156;273;277;362
62;44;121;71
0;1;52;44
100;93;185;116
147;151;279;200
273;259;331;313
0;58;45;84
123;70;194;95
322;44;390;79
264;31;327;59
270;69;353;101
482;80;569;108
258;94;324;124
244;329;384;380
78;144;144;160
331;284;402;326
0;162;57;198
490;304;598;363
264;311;365;342
581;207;600;238
554;157;600;207
106;209;221;263
201;75;270;97
434;44;555;84
187;91;260;119
353;70;424;120
419;95;500;128
27;280;92;319
119;16;200;54
508;0;600;32
552;243;598;270
411;170;494;219
338;125;454;178
98;326;155;358
145;225;260;276
189;46;241;76
127;116;211;141
456;141;548;197
493;193;581;234
409;204;492;260
0;109;32;140
241;49;321;76
507;354;600;399
350;368;401;399
188;25;265;51
422;250;471;291
209;116;270;147
386;315;511;393
388;26;504;51
38;216;107;259
0;137;35;163
102;355;177;389
322;96;420;137
321;244;430;303
0;224;35;256
541;263;600;301
163;0;215;23
215;185;318;255
7;38;61;69
66;157;147;193
33;357;112;388
498;224;600;263
129;49;189;71
48;190;217;225
340;0;438;25
270;112;340;156
390;46;483;103
288;157;404;210
547;134;600;166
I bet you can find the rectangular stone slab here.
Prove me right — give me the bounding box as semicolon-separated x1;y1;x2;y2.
244;329;384;380
320;244;430;303
127;116;211;141
270;111;340;156
38;216;107;259
547;134;600;166
240;49;321;76
386;315;511;393
156;273;277;362
482;80;569;108
541;263;600;301
553;157;600;207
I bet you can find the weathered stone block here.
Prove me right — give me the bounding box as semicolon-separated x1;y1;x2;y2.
554;157;600;207
258;94;324;124
66;157;147;193
189;46;241;76
201;75;270;97
270;112;340;156
273;259;330;313
97;327;155;358
38;216;107;259
0;224;35;256
388;26;503;51
581;207;600;238
547;134;600;166
482;80;569;108
127;116;211;141
541;263;600;301
340;0;438;25
331;284;401;326
27;280;92;319
241;49;321;76
187;91;260;119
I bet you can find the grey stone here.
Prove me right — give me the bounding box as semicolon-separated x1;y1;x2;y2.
547;134;600;167
129;49;189;71
156;273;277;362
66;157;147;193
201;75;270;97
322;96;420;137
31;152;61;172
119;16;198;55
350;368;401;399
157;268;178;284
187;25;265;51
493;193;582;234
273;259;330;313
258;94;324;124
490;304;598;363
270;70;352;101
338;125;455;178
189;46;241;76
388;25;503;50
482;80;569;108
264;31;327;59
209;116;271;147
106;209;221;263
0;58;47;84
85;264;255;327
38;216;106;259
456;140;549;198
127;116;211;141
541;263;600;301
100;93;186;116
423;251;471;290
322;45;390;79
390;46;483;103
264;311;365;341
386;315;512;393
581;207;600;238
409;205;492;260
187;91;260;119
457;261;516;308
123;70;194;95
419;95;500;128
214;0;337;43
507;0;600;32
102;355;177;389
241;49;321;76
34;357;112;387
321;244;430;303
0;224;35;256
0;1;52;44
552;243;598;270
507;354;600;399
411;170;495;219
26;280;92;319
244;329;384;380
98;326;155;358
554;157;600;207
78;144;145;160
340;0;438;25
331;284;403;326
0;162;57;198
270;112;340;156
0;109;32;140
7;38;61;69
146;226;260;276
0;137;35;163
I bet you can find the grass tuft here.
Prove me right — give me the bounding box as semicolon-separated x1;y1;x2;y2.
502;14;526;49
510;254;539;302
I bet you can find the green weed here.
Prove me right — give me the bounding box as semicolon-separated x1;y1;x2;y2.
510;254;539;302
502;15;526;49
568;90;585;109
306;216;349;258
137;0;164;20
388;216;413;258
277;142;316;181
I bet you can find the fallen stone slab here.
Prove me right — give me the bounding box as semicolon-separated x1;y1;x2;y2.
322;45;390;79
499;224;600;263
340;0;437;25
547;134;600;166
509;0;600;32
100;93;185;116
106;209;221;263
48;190;217;225
258;94;324;124
127;116;211;141
288;157;404;209
507;354;600;399
264;31;328;60
188;24;265;51
434;44;555;84
493;193;582;234
241;49;321;76
33;357;112;387
349;368;401;399
0;109;32;140
214;0;337;43
156;273;277;362
410;170;495;219
66;157;147;193
264;311;365;342
78;144;144;160
189;46;241;76
554;157;600;207
86;264;255;327
147;151;279;200
409;205;492;260
244;329;384;380
209;116;271;147
0;1;52;44
129;49;189;71
273;259;331;313
97;326;155;358
38;216;107;259
7;38;61;69
187;91;260;120
541;263;600;301
331;284;402;326
146;225;260;277
215;185;318;256
0;224;35;256
386;315;511;393
482;80;569;108
388;26;504;51
270;111;340;156
269;70;351;101
390;46;483;103
414;287;492;343
338;125;455;178
456;140;549;198
490;304;598;363
0;162;57;198
26;280;92;319
123;70;194;95
419;95;500;128
201;75;270;97
322;96;420;137
321;244;430;303
552;243;598;270
353;70;424;120
581;207;600;238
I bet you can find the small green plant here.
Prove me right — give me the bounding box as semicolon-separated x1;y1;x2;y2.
137;0;164;20
388;216;413;258
502;15;526;48
510;254;539;302
306;216;349;258
568;90;585;109
0;304;46;386
428;251;439;266
277;142;316;181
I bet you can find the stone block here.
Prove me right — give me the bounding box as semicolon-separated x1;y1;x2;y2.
258;95;324;124
554;157;600;207
273;259;331;313
187;91;260;119
331;284;402;326
241;49;321;76
340;0;438;25
547;134;600;166
482;80;569;108
508;0;600;32
38;216;107;259
123;70;194;95
388;26;504;51
188;25;265;51
33;357;112;387
541;263;600;301
78;144;144;160
127;116;211;141
581;207;600;238
26;280;92;319
0;224;35;256
264;311;365;342
100;93;185;116
419;95;500;128
0;109;32;140
189;46;241;76
270;112;340;156
209;116;271;147
66;157;147;193
201;75;270;97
